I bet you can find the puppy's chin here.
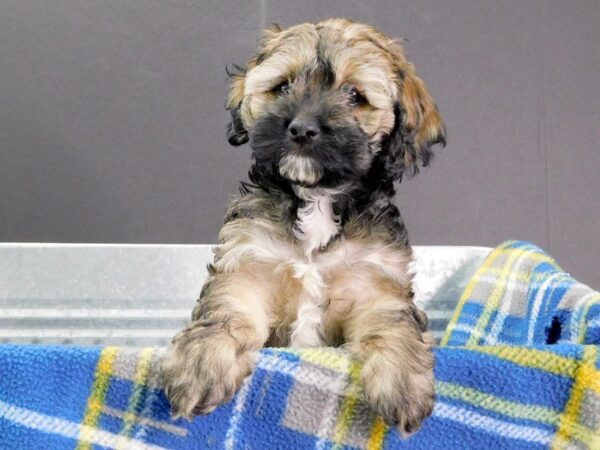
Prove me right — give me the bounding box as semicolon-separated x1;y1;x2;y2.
278;153;324;187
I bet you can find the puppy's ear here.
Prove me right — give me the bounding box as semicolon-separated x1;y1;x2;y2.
383;48;446;181
225;24;283;147
226;64;249;147
226;104;249;147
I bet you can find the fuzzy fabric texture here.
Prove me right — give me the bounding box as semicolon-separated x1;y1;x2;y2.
0;241;599;449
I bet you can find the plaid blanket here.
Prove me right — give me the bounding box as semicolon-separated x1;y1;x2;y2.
0;241;598;449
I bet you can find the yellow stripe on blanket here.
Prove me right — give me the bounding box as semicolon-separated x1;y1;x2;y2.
117;347;155;446
474;346;584;377
367;416;389;450
436;380;561;425
552;346;600;450
291;347;350;373
77;346;119;450
441;246;507;346
332;360;362;449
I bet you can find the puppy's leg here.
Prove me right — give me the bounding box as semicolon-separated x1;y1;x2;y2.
334;271;435;436
161;268;272;418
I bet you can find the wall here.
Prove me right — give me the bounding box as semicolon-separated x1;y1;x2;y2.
0;1;598;287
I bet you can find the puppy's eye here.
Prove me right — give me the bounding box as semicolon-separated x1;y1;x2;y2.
348;88;367;107
273;81;291;96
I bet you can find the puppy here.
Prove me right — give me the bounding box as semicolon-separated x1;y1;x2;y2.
162;18;445;436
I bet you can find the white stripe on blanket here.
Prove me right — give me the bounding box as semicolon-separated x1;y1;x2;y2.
257;353;348;395
434;402;553;445
449;324;476;336
0;399;167;450
224;369;255;450
484;253;532;345
527;272;564;345
569;292;597;342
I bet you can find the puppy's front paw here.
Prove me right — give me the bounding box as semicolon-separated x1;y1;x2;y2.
161;323;257;419
361;339;435;436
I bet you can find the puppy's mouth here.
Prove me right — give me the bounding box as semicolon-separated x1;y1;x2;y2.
250;110;371;189
278;153;324;187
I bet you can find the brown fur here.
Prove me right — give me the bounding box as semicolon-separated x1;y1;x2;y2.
162;18;444;437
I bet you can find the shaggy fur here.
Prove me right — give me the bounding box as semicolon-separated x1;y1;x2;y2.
162;18;446;436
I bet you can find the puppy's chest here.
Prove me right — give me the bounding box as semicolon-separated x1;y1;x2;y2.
293;194;341;256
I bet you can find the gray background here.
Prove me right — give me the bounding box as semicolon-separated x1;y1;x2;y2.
0;1;598;288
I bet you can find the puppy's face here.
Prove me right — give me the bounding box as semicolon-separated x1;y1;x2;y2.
227;19;446;188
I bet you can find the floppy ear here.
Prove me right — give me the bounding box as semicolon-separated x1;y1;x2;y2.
383;58;446;181
226;103;249;147
226;65;249;147
225;24;283;147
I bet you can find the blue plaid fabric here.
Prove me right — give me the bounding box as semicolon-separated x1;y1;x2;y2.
0;241;598;449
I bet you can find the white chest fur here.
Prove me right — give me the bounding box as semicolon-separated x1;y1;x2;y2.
293;191;341;257
289;189;342;347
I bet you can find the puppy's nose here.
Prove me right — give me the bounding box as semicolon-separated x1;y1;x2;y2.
288;117;320;143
